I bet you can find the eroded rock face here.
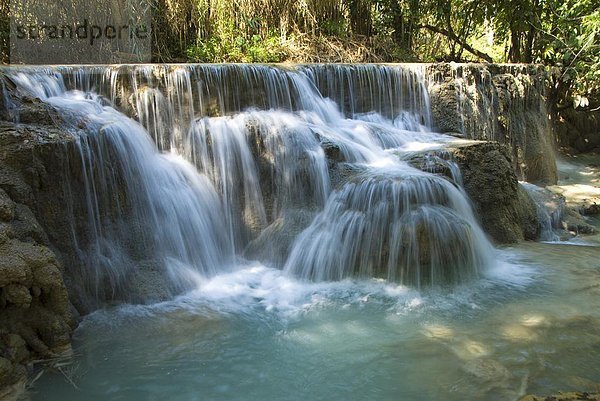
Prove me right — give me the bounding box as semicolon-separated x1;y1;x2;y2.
0;164;74;397
0;112;175;314
450;142;540;243
0;89;77;396
427;64;558;186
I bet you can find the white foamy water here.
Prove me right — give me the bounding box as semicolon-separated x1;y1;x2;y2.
29;241;600;401
6;64;496;296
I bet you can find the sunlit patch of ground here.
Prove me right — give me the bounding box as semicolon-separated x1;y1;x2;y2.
550;153;600;210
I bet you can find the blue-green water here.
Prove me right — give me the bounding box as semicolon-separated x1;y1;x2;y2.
30;239;600;401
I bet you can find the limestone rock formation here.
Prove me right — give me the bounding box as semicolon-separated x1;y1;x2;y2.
0;157;74;397
0;88;78;397
427;63;558;186
450;141;540;243
404;141;542;243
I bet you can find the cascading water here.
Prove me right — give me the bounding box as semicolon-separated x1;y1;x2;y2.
521;182;566;241
284;170;491;285
189;110;331;250
7;71;233;303
3;64;495;300
4;64;597;401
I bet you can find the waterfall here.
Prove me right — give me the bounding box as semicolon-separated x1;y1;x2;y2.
8;71;233;302
2;64;496;302
284;170;492;286
520;182;565;241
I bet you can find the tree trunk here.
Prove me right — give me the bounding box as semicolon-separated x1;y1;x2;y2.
508;29;522;62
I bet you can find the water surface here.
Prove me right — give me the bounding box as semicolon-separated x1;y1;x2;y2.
31;238;600;401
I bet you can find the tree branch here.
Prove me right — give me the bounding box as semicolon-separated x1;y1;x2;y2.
418;24;493;63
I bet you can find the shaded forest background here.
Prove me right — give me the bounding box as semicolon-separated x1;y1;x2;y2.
1;0;598;142
149;0;598;105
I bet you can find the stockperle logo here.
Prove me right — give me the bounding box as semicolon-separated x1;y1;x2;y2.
10;0;152;64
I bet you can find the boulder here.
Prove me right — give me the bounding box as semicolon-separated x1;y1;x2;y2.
450;142;540;243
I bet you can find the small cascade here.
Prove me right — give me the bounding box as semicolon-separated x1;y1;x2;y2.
7;71;233;302
188;110;330;250
520;182;565;241
284;168;492;286
299;64;432;126
2;63;501;303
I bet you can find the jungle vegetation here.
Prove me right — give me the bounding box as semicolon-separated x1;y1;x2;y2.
1;0;598;109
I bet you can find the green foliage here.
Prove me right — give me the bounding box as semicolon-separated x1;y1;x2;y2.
535;0;599;99
173;0;600;103
187;33;286;63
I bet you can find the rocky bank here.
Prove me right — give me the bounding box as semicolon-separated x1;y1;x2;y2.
521;392;600;401
0;101;76;399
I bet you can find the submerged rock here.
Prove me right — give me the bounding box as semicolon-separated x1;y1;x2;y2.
463;357;511;382
563;209;597;235
244;208;317;267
